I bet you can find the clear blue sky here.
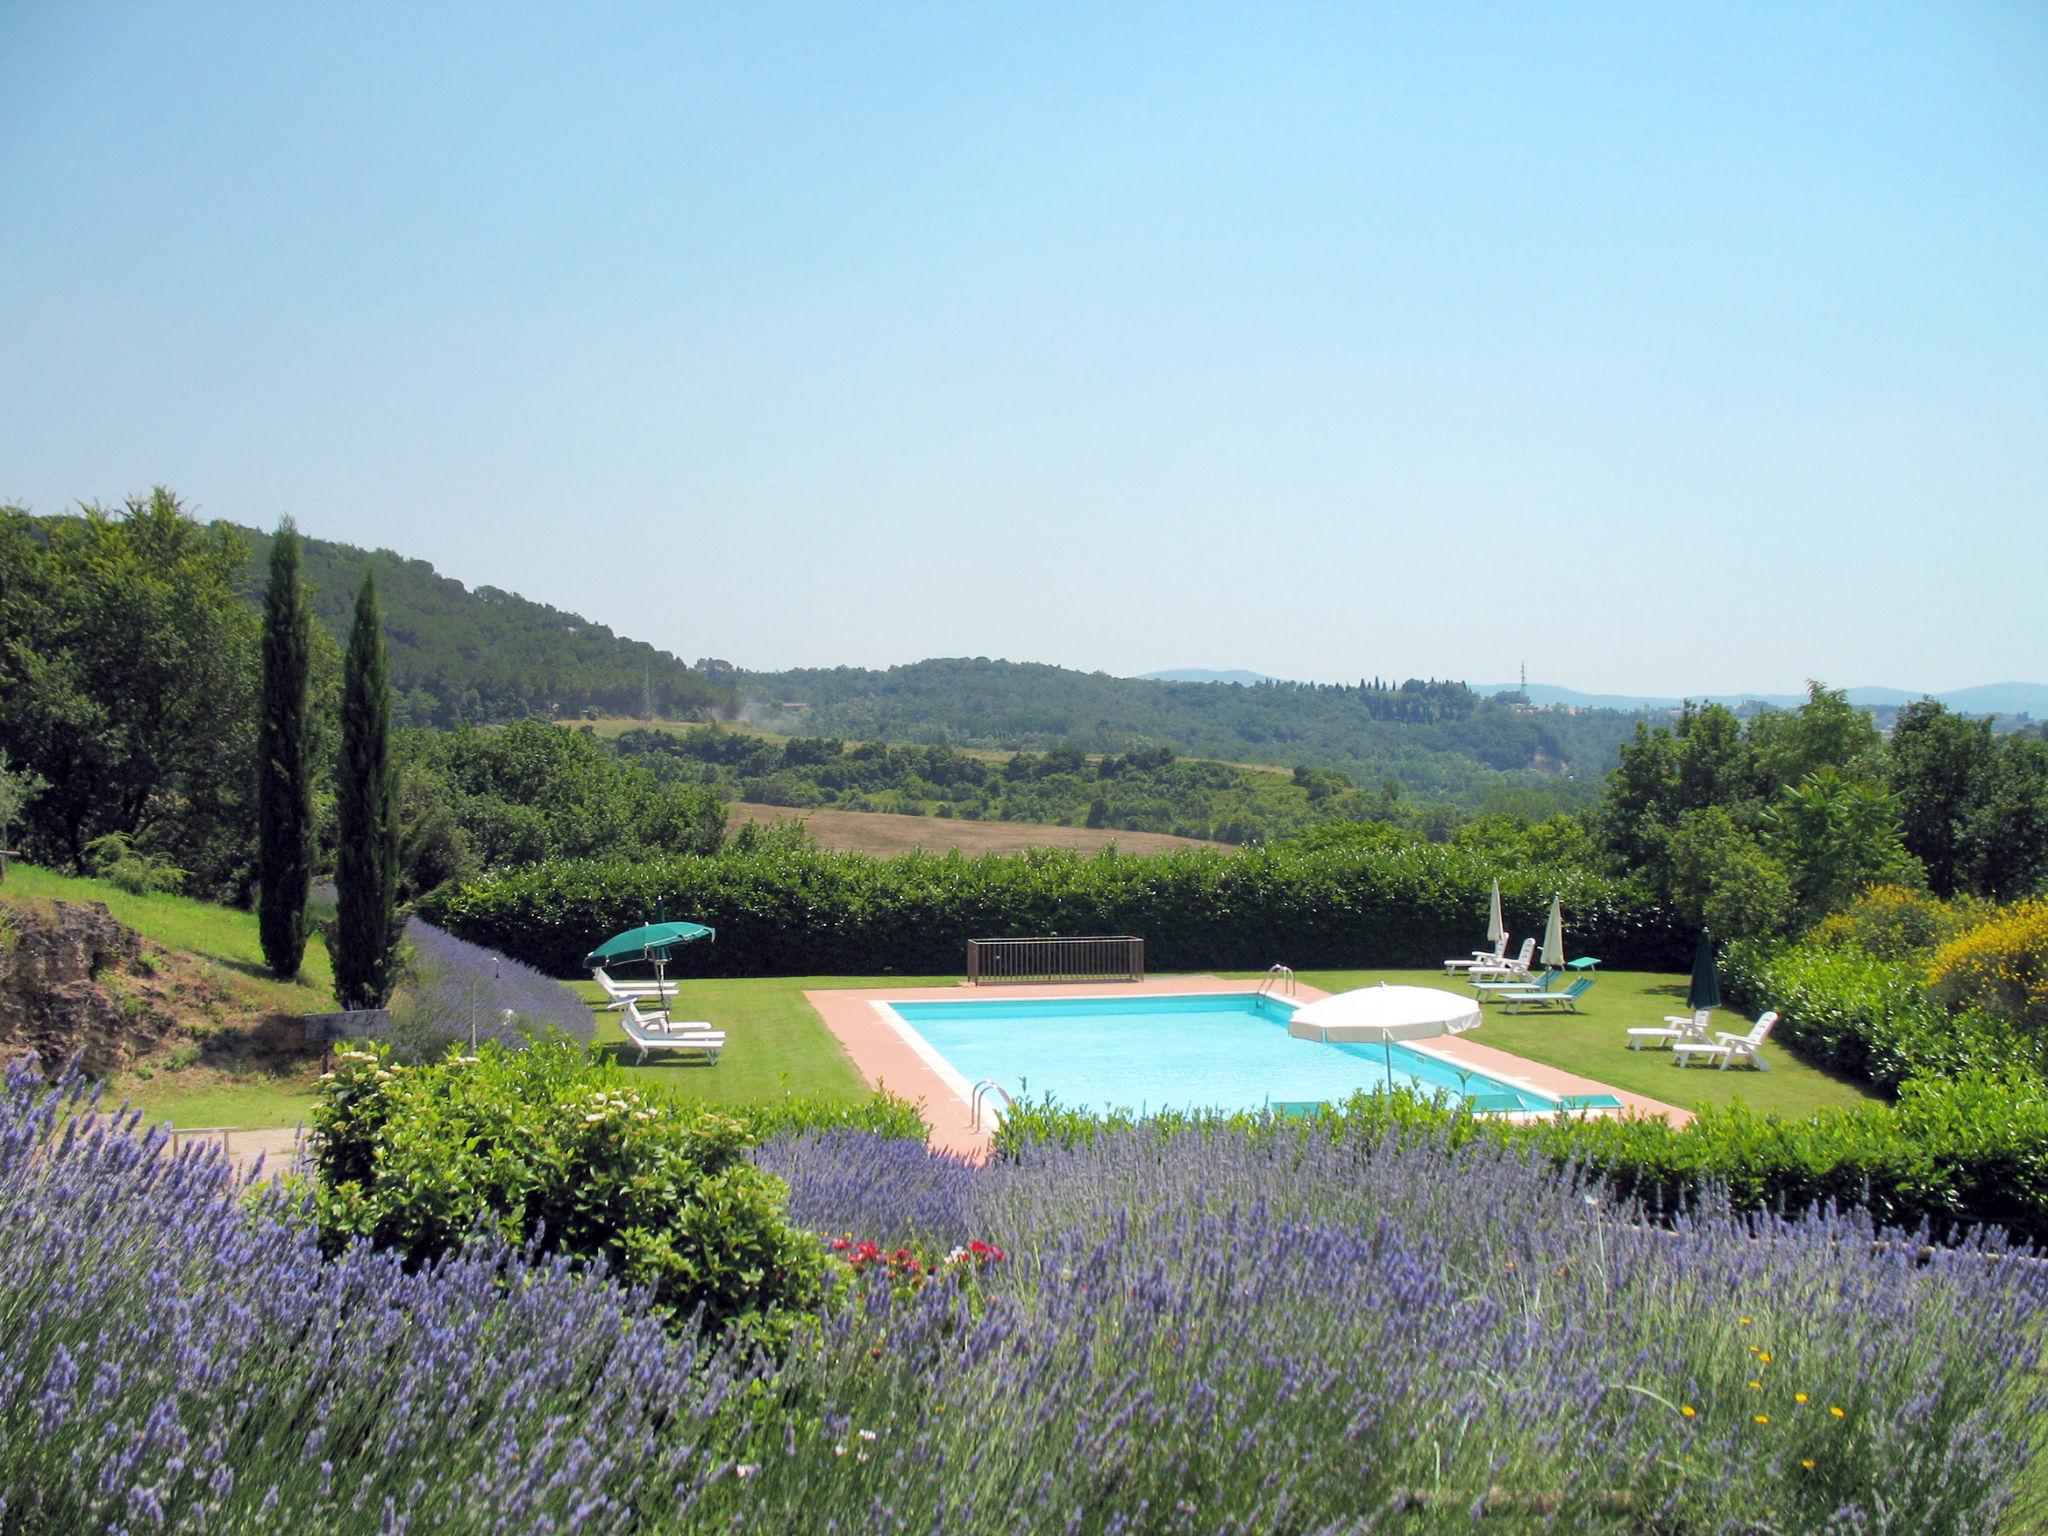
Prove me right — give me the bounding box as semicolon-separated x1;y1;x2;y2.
4;2;2043;694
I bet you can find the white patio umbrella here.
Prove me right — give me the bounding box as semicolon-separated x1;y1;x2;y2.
1288;983;1483;1093
1486;879;1505;945
1540;893;1566;969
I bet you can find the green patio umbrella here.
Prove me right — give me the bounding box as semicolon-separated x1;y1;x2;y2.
1687;930;1721;1013
1539;893;1565;969
585;920;715;1008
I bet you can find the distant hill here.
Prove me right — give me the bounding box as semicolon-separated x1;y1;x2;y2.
1473;681;2047;721
740;658;1655;806
231;525;738;728
1138;668;1284;686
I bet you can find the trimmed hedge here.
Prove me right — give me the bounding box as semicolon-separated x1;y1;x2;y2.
419;842;1691;978
993;1073;2048;1248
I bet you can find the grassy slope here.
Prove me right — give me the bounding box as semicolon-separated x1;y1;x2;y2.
1248;967;1878;1116
4;865;335;1128
5;865;335;1015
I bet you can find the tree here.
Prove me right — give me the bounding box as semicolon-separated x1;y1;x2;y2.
332;572;402;1010
1667;806;1795;939
257;519;315;977
1888;700;1997;898
0;748;47;883
0;492;258;896
1746;682;1886;789
1761;768;1921;924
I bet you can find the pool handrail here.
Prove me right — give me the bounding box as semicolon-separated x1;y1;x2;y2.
969;1079;1016;1132
1257;964;1298;999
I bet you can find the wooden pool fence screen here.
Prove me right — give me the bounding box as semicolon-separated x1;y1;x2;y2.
966;935;1145;985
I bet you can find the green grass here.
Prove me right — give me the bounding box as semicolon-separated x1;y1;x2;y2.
4;864;335;1016
567;974;957;1109
110;1079;324;1130
1246;967;1879;1117
4;857;1878;1128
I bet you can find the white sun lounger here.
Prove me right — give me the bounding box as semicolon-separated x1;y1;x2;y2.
1628;1009;1714;1051
591;966;672;1009
1673;1012;1779;1071
1467;938;1537;984
1444;934;1511;974
619;1000;726;1065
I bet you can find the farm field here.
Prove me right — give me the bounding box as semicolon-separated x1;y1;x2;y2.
726;801;1222;856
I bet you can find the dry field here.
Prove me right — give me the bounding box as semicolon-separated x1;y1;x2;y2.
726;802;1223;856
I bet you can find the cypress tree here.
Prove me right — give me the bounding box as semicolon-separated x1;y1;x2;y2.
333;570;401;1010
257;519;313;978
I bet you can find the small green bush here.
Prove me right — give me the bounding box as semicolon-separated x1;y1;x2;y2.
310;1038;823;1343
735;1089;929;1143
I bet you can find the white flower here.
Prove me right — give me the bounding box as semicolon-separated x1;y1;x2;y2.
735;1463;760;1480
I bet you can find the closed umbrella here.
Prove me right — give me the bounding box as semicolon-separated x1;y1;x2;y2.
1540;894;1565;970
1486;879;1506;946
1687;930;1721;1012
1288;984;1482;1094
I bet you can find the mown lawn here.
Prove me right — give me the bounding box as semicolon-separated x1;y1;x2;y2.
566;974;954;1108
8;861;1877;1127
1251;967;1879;1116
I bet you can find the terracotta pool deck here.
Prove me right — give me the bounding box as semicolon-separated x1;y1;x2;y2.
806;976;1691;1158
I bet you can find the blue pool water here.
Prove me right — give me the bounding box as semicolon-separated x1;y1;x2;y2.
886;993;1615;1116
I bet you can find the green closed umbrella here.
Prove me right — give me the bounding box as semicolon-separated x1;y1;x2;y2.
1687;930;1721;1013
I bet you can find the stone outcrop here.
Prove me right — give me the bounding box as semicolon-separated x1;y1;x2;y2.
0;900;178;1076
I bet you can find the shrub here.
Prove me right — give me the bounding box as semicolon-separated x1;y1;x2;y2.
1928;897;2048;1036
379;916;594;1061
732;1122;2048;1534
1808;883;1987;962
0;1058;763;1531
1721;937;2047;1092
419;840;1691;978
81;831;186;896
733;1088;929;1144
310;1038;823;1342
988;1077;2048;1247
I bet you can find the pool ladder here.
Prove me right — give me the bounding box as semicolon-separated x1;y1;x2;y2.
969;1079;1015;1132
1258;964;1298;999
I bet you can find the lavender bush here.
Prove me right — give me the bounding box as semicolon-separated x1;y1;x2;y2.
4;1050;2044;1534
382;917;594;1060
744;1125;2048;1534
0;1059;757;1534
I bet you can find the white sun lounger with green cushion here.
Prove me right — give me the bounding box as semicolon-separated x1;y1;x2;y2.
1496;976;1597;1014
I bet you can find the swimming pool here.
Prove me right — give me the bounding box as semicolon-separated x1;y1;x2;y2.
881;992;1618;1117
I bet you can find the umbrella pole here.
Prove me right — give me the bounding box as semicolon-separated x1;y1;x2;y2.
1384;1039;1393;1096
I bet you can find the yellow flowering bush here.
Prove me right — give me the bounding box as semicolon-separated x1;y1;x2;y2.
1811;884;1988;963
1928;898;2048;1035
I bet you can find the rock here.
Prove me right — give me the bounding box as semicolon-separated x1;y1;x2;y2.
0;901;175;1076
